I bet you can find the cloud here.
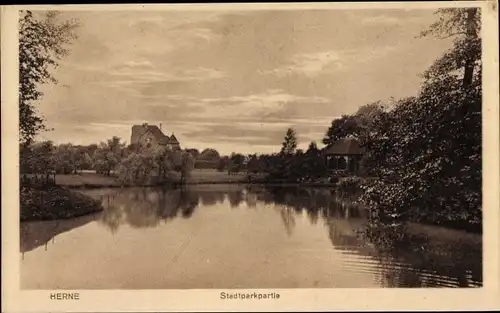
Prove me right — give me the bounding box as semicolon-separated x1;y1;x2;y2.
87;65;227;94
39;93;335;154
128;16;165;27
144;94;202;102
122;60;155;68
181;67;227;79
361;15;401;25
184;89;330;119
203;89;329;105
112;66;225;82
361;45;399;61
264;45;402;77
170;117;330;154
73;122;133;132
360;14;426;26
183;28;217;41
259;51;342;77
287;52;343;76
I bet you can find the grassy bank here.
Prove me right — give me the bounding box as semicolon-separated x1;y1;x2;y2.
51;172;121;187
52;170;260;188
20;184;104;221
48;170;345;188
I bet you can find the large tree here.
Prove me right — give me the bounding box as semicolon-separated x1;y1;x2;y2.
280;128;298;155
246;153;261;174
306;141;319;155
360;8;482;229
322;115;359;146
419;8;480;89
94;137;126;176
185;148;200;159
322;102;385;147
176;151;195;184
198;148;220;161
19;11;78;145
27;140;56;183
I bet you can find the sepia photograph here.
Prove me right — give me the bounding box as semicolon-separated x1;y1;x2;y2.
2;1;500;312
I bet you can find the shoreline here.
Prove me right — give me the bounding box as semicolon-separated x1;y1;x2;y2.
20;207;103;222
61;180;340;189
20;181;481;234
38;171;342;189
19;178;339;223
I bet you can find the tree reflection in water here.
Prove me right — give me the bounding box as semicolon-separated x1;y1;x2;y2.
88;185;482;288
252;186;482;288
98;187;203;231
362;220;481;288
227;189;244;208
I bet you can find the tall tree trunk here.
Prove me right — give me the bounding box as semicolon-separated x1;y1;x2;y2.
463;8;478;90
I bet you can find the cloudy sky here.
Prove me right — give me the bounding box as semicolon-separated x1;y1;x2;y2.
34;8;452;155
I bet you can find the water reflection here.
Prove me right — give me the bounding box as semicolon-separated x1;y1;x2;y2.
20;213;101;255
94;187;201;232
266;186;482;288
21;185;482;288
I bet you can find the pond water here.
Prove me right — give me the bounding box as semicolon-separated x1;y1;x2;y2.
20;185;482;289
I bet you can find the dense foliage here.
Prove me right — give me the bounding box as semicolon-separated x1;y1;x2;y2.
322;102;386;147
280;128;298;155
20;136;195;186
357;8;482;230
116;146;194;185
336;176;365;201
19;11;78;146
313;8;483;231
20;185;102;221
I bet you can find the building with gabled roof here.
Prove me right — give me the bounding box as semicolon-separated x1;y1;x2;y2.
322;137;365;174
130;123;180;150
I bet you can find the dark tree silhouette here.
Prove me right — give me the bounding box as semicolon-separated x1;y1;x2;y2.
19;11;78;146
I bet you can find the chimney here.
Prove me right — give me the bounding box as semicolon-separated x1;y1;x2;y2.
160;123;162;131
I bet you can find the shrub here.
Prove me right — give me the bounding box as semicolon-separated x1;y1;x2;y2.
20;185;103;221
336;176;365;200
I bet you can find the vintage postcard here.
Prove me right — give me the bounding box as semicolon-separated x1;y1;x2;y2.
1;1;499;312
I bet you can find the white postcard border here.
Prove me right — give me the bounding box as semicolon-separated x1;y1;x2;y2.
2;1;499;312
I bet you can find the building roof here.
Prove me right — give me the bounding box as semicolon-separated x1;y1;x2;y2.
323;138;365;155
132;124;179;145
170;133;179;143
133;124;163;138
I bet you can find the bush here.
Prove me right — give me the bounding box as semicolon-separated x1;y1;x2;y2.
336;176;365;200
20;185;103;221
327;176;340;184
194;160;219;169
329;169;350;177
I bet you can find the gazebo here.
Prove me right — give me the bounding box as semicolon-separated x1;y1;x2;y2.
322;138;365;175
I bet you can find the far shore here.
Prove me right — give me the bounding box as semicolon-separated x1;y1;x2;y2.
45;170;340;189
66;181;340;189
21;172;481;234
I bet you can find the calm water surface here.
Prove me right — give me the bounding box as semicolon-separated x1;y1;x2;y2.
20;185;482;289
